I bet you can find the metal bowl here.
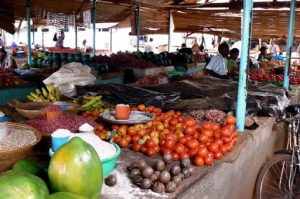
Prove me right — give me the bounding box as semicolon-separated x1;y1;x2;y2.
99;111;154;124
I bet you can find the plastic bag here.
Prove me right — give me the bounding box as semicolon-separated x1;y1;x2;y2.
44;62;96;97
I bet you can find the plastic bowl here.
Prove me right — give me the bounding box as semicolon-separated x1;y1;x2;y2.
101;143;121;177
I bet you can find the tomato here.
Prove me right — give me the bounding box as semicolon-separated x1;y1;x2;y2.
203;121;213;130
131;143;141;152
221;126;231;137
197;147;208;158
113;136;121;144
188;148;199;158
211;123;221;131
227;124;236;133
187;139;200;149
208;143;219;153
118;127;127;135
180;153;190;159
137;129;147;137
213;131;222;139
175;143;185;154
222;136;232;144
162;148;172;154
185;135;192;142
146;139;156;148
178;137;187;144
91;110;100;117
127;127;137;136
202;129;213;138
215;139;224;147
175;111;182;116
124;135;132;143
226;144;233;152
98;132;106;140
154;145;160;153
184;126;196;135
177;115;183;123
164;139;175;148
207;152;214;158
82;111;89;118
233;131;239;138
205;141;211;148
185;117;196;127
169;118;178;126
119;138;129;148
231;139;237;146
111;125;119;130
153;107;162;115
147;148;156;157
204;156;213;165
132;135;141;143
194;156;205;166
156;123;164;131
219;145;228;154
198;134;208;143
137;104;146;111
172;152;180;161
214;151;223;160
150;131;159;138
226;116;236;124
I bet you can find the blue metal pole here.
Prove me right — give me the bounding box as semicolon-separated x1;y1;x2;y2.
236;0;253;132
75;14;78;49
136;5;140;52
283;0;296;90
26;0;32;65
92;0;96;57
168;10;172;52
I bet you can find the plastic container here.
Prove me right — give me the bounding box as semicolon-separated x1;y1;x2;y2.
115;104;130;120
168;71;185;77
101;143;121;177
175;66;187;72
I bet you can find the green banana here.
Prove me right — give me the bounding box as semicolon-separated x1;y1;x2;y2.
81;96;101;109
41;87;49;98
35;89;41;95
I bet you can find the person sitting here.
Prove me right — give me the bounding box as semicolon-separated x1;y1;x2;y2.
179;43;193;55
0;48;16;72
205;43;230;79
257;46;273;62
227;48;240;73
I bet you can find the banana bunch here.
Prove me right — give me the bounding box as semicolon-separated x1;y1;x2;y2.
27;84;61;102
80;95;104;111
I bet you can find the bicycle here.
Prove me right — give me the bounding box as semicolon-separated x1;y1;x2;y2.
255;105;300;199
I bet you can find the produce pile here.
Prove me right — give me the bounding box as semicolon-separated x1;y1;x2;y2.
259;59;284;69
25;115;97;134
248;71;300;85
0;74;21;87
127;155;194;193
79;95;110;112
92;52;157;69
96;104;239;167
0;137;103;199
27;85;61;102
137;72;169;86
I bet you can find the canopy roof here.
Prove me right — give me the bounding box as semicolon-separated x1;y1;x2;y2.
1;0;300;40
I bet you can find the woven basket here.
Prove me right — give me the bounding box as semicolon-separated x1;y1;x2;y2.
15;102;80;119
0;122;42;172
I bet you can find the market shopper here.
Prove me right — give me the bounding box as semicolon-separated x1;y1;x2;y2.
192;39;200;54
0;48;16;72
257;46;269;62
145;38;155;53
55;30;65;48
205;43;230;79
179;43;193;55
227;48;240;73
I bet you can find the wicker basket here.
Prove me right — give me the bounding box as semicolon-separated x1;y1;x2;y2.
15;102;80;119
0;122;42;172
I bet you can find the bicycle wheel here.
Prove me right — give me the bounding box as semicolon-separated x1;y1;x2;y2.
255;154;300;199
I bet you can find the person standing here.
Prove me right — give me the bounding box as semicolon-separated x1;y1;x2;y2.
55;30;65;48
145;38;155;53
0;48;16;72
0;34;5;48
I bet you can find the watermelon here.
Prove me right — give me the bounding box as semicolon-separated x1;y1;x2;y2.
0;170;49;199
48;137;103;199
48;192;88;199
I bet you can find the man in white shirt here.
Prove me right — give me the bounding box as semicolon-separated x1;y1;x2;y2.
145;38;155;53
206;43;230;79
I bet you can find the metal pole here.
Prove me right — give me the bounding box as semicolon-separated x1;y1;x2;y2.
110;28;113;52
26;0;32;65
32;24;35;47
136;5;140;52
283;0;296;89
75;14;78;49
236;0;253;132
92;0;96;57
168;10;172;52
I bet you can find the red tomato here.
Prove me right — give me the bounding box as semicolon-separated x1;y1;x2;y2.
137;129;147;137
164;139;175;148
198;134;208;143
221;126;231;137
203;121;213;130
197;147;208;157
127;127;137;136
180;152;190;159
192;132;198;139
233;131;239;138
175;143;185;154
177;115;183;123
185;117;196;127
172;152;180;161
211;123;221;131
119;138;129;148
227;124;236;133
154;145;160;153
146;139;156;148
185;135;192;142
208;143;219;153
204;156;213;165
132;135;140;143
187;139;200;149
214;151;223;160
207;152;214;158
178;136;187;144
215;139;224;147
226;116;236;124
124;135;132;143
131;143;141;152
163;148;172;154
140;145;147;153
202;129;213;138
189;148;199;158
175;111;182;116
213;131;222;139
137;104;146;111
226;144;233;152
219;145;228;154
169;118;178;126
185;126;196;135
222;136;232;144
147;148;156;157
194;156;205;166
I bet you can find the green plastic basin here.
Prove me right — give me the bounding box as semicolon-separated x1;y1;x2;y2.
101;143;121;177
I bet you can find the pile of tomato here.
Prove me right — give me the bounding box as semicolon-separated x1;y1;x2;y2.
249;72;300;85
95;105;239;167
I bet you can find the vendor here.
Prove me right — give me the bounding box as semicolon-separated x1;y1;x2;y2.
179;43;193;55
227;48;240;73
0;48;16;72
257;46;272;62
205;43;230;79
55;30;65;48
